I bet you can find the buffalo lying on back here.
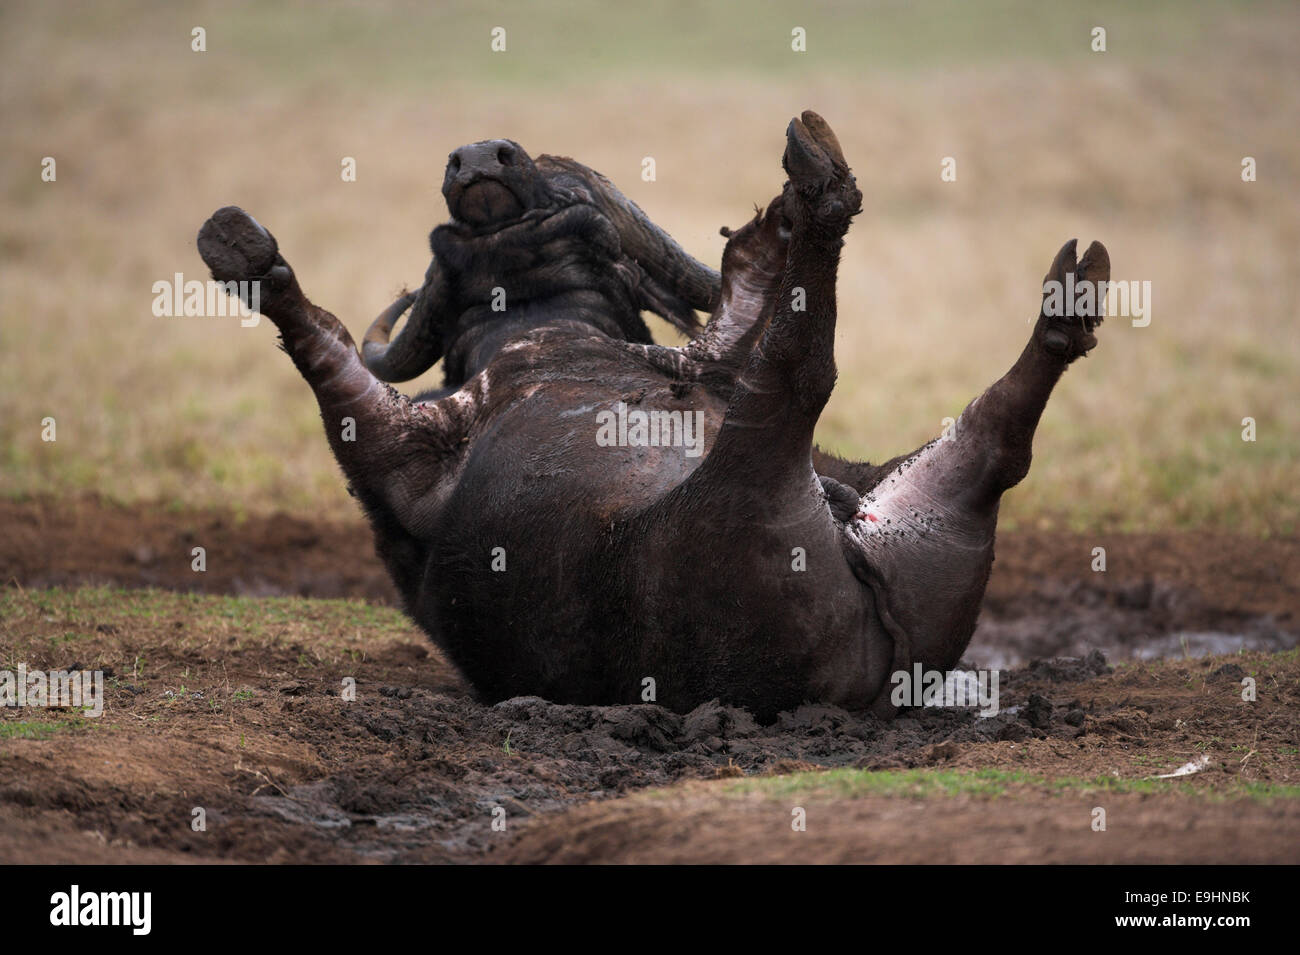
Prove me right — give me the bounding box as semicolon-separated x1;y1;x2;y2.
197;111;1107;721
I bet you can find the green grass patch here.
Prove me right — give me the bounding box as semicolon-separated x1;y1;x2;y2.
729;767;1028;799
725;766;1300;802
0;586;412;639
0;586;420;677
0;720;81;740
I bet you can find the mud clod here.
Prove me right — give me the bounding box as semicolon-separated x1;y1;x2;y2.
1027;649;1113;683
1023;693;1054;729
1209;663;1247;682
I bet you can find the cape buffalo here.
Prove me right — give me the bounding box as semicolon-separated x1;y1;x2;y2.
197;111;1108;721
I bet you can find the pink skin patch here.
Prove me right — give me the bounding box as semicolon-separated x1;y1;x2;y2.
853;512;878;523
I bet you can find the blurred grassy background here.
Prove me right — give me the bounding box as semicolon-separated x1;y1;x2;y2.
1;0;1296;532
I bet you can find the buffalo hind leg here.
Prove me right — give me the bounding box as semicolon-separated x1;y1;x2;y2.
844;237;1110;693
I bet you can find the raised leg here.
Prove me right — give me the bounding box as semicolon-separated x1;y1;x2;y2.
843;237;1110;682
684;195;789;368
696;111;862;496
617;192;792;399
196;207;475;593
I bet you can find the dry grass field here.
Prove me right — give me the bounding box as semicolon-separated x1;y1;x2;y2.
2;1;1299;871
2;0;1296;532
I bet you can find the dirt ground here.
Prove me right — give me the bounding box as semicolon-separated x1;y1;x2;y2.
1;496;1297;864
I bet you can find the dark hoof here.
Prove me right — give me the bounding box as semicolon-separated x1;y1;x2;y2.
1039;238;1110;360
197;206;281;283
784;111;849;179
782;111;862;232
784;117;837;182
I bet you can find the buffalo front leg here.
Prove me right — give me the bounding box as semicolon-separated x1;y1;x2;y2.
628;114;891;719
196;207;475;592
845;237;1110;692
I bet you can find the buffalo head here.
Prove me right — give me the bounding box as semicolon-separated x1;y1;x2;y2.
359;140;723;385
441;139;551;228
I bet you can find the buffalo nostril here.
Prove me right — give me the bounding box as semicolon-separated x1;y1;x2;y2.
449;153;462;173
497;145;514;165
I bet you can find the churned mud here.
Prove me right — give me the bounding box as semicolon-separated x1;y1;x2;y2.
1;496;1297;863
